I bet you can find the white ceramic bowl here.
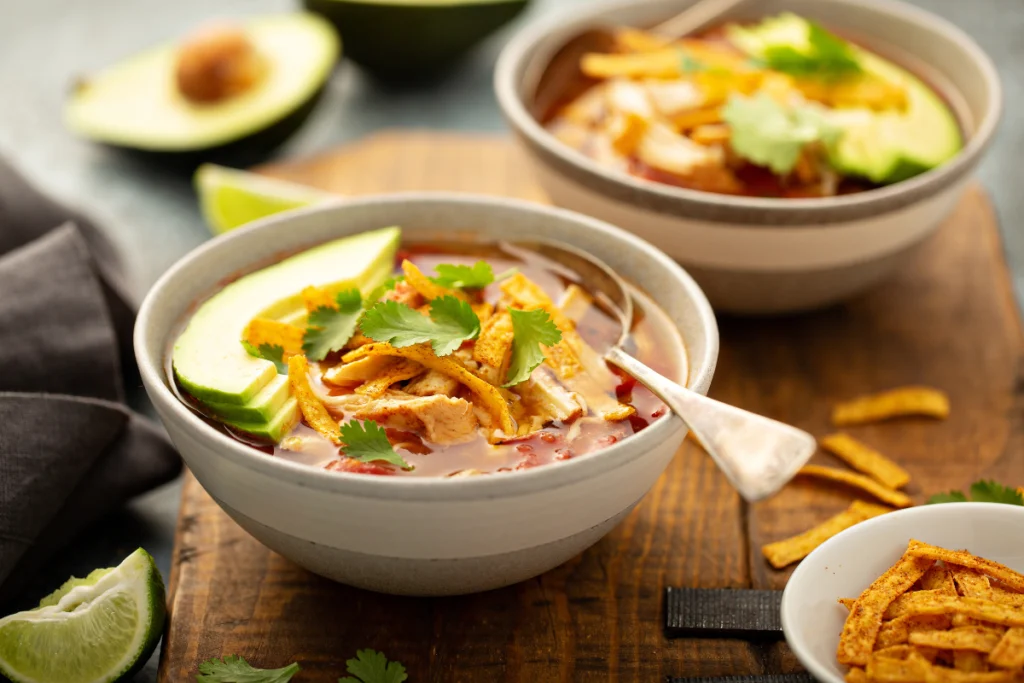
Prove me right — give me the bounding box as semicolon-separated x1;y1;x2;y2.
495;0;1002;314
781;503;1024;683
135;193;719;596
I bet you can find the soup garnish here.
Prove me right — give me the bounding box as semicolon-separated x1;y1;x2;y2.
543;13;962;198
170;227;680;477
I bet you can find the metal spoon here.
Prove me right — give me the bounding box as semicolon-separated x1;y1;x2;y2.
530;0;751;120
504;238;816;503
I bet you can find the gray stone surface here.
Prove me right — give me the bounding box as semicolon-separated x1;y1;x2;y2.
0;0;1019;679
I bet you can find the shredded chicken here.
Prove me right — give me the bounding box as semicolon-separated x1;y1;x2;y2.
405;370;460;397
383;279;425;308
350;392;479;445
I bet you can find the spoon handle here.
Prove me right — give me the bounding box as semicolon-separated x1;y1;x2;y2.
605;346;816;502
650;0;751;39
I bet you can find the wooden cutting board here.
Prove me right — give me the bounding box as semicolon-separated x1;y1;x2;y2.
159;131;1024;682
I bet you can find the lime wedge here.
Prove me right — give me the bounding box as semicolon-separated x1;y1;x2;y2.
0;548;167;683
195;163;337;235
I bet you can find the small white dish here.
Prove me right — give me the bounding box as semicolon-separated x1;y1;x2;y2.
781;503;1024;683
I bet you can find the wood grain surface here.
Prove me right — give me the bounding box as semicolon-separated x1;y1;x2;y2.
159;131;1024;682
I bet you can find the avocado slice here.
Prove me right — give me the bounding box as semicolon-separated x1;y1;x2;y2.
303;0;528;81
729;14;962;184
172;227;400;441
65;14;340;162
229;397;301;443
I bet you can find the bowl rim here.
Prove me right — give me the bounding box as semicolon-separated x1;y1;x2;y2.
780;502;1024;683
494;0;1003;225
135;191;720;502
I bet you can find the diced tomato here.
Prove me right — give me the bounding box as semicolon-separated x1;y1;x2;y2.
539;432;558;444
554;448;574;461
651;406;667;419
325;458;396;476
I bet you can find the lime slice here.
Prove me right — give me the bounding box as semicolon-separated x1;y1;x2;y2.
195;163;337;235
0;548;167;683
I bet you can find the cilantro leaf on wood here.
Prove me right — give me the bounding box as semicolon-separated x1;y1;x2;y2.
359;296;480;356
303;288;363;361
503;308;563;387
340;420;411;470
969;480;1024;505
926;480;1023;505
243;341;287;374
338;649;408;683
722;93;841;175
430;261;517;290
762;21;861;79
196;655;300;683
927;490;969;505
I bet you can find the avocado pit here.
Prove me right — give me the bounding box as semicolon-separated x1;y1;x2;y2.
174;23;268;104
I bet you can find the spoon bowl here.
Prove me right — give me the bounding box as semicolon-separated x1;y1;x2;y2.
506;238;816;502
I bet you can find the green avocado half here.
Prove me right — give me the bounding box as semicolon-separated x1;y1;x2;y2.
303;0;529;81
65;13;340;165
172;226;401;441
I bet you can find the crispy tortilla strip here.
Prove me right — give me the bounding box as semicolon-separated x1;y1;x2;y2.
954;651;991;673
921;566;959;595
762;500;891;569
355;358;423;399
909;626;1006;652
581;48;683;79
799;465;913;508
841;598;857;611
838;553;934;666
401;260;467;302
887;591;946;620
608;111;649;156
866;650;929;683
343;342;515;436
472;302;494;325
832;387;950;426
878;615;954;648
902;595;1024;628
952;566;995;598
288;355;340;445
820;433;912;490
472;308;514;382
990;587;1024;609
613;27;672;53
845;667;869;683
908;542;1024;593
671;106;724;131
988;627;1024;669
323;356;397;386
501;274;633;421
243;318;305;358
302;285;338;312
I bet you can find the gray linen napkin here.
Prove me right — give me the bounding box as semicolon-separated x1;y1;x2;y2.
0;160;182;605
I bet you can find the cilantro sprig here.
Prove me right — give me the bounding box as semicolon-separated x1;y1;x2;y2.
761;21;861;79
339;649;408;683
303;289;363;361
429;260;516;290
243;341;287;374
927;480;1024;506
360;296;480;356
503;308;562;387
340;420;411;470
196;655;299;682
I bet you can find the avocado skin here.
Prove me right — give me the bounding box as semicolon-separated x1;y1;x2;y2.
102;84;328;171
304;0;528;82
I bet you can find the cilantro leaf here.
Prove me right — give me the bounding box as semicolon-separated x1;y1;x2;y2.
430;261;517;290
340;420;411;470
338;649;407;683
366;275;405;304
503;308;562;387
927;490;969;505
722;93;841;175
762;21;861;79
926;480;1023;506
196;655;299;683
242;341;287;374
969;480;1024;505
360;296;480;356
303;288;363;361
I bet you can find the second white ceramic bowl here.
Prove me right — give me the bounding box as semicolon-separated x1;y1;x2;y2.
495;0;1002;314
781;503;1024;683
135;193;719;595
